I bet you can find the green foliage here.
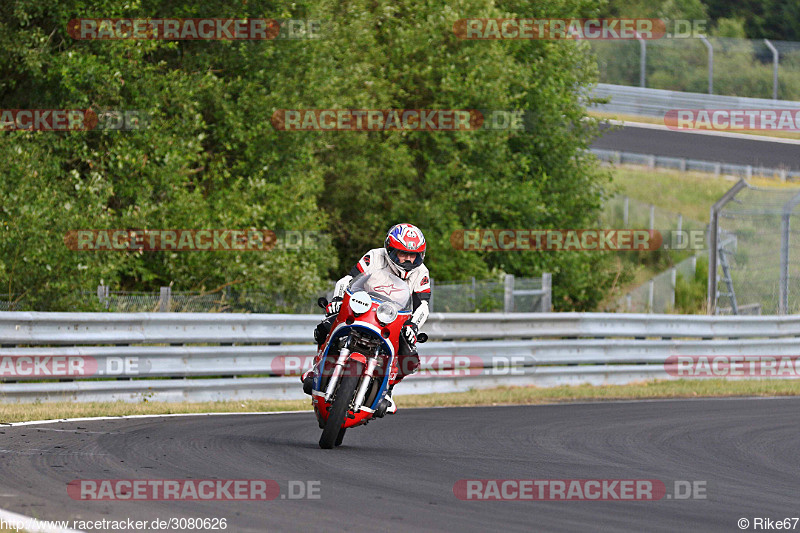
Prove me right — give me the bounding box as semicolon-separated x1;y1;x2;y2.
602;0;708;20
704;0;800;41
596;0;800;99
674;256;707;313
594;35;800;100
712;17;747;38
0;0;334;310
1;0;616;312
602;0;799;41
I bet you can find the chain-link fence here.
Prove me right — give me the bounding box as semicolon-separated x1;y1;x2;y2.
92;289;235;313
92;284;337;314
591;37;800;100
601;195;705;313
593;149;800;182
618;256;697;313
431;279;503;313
0;296;25;311
81;274;552;314
601;194;707;237
431;275;551;313
710;181;800;315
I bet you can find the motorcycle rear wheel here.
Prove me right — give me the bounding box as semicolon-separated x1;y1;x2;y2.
319;364;361;449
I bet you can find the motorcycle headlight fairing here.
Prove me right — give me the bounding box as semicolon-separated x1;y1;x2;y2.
376;302;398;325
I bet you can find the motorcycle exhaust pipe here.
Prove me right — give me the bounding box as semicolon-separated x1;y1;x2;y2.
352;357;379;411
324;346;351;401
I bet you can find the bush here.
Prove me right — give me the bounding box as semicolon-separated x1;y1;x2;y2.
674;256;708;313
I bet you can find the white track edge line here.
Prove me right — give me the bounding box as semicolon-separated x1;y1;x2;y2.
608;119;800;145
4;395;799;427
1;410;311;427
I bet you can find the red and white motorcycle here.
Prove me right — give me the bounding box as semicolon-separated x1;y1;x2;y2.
304;271;426;449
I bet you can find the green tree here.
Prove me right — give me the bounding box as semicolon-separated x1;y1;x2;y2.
0;0;334;310
310;0;617;309
1;0;617;311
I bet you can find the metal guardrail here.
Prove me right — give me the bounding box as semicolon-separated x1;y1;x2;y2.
7;311;800;343
1;337;799;376
0;312;319;344
591;83;800;118
2;311;800;403
592;148;800;181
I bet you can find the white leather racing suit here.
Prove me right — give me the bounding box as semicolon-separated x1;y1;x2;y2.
315;248;431;378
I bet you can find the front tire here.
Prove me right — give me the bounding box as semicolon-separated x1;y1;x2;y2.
319;365;360;449
334;427;346;447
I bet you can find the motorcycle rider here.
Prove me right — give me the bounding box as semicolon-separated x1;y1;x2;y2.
302;223;431;414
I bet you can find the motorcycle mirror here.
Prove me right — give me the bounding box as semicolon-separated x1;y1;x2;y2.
317;297;329;309
417;332;428;343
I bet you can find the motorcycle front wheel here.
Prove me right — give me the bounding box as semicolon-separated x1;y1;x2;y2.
334;427;346;447
319;362;361;449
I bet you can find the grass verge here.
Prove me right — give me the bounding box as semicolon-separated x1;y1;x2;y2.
2;380;800;423
609;165;796;222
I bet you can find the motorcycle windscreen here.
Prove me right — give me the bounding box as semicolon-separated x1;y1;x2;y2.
349;271;412;311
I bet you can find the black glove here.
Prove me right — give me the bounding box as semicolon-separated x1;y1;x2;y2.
325;297;343;317
402;321;418;347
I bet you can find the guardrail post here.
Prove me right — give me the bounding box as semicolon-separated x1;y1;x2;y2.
778;192;800;315
670;267;677;311
541;273;552;312
708;180;749;314
471;277;477;311
647;279;654;313
647;155;655;169
97;284;110;309
639;37;647;87
679;158;687;172
764;39;779;100
676;214;683;247
504;274;514;313
780;214;790;314
159;286;172;312
700;36;714;94
225;286;233;313
623;196;629;227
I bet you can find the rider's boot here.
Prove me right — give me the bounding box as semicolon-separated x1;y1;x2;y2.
375;384;398;418
302;318;333;394
383;383;398;414
302;368;314;395
375;346;419;416
384;384;398;414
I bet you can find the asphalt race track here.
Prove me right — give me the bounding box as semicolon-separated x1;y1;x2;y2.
0;398;798;532
592;123;800;171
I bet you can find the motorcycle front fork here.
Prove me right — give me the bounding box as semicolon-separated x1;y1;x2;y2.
323;344;351;402
352;356;379;412
323;340;381;413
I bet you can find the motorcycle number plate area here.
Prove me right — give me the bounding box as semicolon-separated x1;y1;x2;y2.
349;291;372;314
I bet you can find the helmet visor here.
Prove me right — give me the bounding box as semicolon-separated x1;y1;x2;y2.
388;247;423;271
